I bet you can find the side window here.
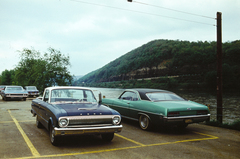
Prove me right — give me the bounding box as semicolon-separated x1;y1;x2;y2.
120;91;138;101
43;90;49;102
85;90;96;102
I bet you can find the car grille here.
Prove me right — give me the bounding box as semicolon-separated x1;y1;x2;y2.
7;94;27;97
60;115;115;128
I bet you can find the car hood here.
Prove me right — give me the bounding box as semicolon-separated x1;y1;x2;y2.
58;103;114;116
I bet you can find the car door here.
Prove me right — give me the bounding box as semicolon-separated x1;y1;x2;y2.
124;92;141;120
39;89;50;127
113;91;138;118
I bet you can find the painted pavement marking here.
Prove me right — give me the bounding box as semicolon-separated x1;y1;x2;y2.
5;110;219;159
8;110;40;157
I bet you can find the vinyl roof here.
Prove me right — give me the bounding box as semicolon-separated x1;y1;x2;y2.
125;88;172;101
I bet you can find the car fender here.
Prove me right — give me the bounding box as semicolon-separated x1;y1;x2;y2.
138;112;152;122
31;108;37;117
48;117;54;131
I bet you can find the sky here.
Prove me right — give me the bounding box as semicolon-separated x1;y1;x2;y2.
0;0;239;77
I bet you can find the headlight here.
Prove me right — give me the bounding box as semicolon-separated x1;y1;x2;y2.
112;116;121;125
59;118;69;127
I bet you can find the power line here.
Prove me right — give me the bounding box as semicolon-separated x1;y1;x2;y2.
132;0;216;20
70;0;216;26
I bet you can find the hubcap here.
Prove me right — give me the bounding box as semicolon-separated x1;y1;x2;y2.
141;116;148;128
51;129;55;143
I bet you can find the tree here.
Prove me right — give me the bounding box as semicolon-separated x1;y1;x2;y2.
15;47;73;93
0;69;16;85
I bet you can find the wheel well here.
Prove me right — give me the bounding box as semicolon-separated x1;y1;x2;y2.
138;113;151;122
48;118;54;131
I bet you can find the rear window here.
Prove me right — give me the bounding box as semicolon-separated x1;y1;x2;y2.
146;92;185;101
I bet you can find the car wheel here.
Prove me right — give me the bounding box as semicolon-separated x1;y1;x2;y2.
49;124;59;146
36;115;43;128
101;133;114;142
139;114;151;130
23;98;26;101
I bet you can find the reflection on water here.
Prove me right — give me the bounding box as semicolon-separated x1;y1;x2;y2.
89;87;240;124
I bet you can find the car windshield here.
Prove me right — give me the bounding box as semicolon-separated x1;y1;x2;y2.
50;89;97;103
146;92;185;101
26;86;37;90
6;87;23;91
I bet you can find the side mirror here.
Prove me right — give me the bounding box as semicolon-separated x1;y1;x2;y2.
99;93;102;104
37;97;43;100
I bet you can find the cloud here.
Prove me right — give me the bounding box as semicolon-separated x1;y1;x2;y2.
0;0;239;76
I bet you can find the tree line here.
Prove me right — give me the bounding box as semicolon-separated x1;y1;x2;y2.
0;47;73;94
75;39;240;90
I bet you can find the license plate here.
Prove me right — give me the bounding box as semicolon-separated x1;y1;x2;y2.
185;119;193;123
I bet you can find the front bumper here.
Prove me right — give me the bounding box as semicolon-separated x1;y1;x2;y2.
28;92;39;96
54;125;123;136
163;114;210;124
5;94;28;98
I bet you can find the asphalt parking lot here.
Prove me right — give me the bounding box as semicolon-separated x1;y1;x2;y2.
0;97;240;159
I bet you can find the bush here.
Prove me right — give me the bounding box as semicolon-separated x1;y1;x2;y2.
206;120;240;131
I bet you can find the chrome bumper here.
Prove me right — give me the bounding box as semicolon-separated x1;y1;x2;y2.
6;95;27;98
54;125;123;136
163;114;210;123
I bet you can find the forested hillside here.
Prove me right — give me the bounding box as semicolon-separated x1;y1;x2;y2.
75;39;240;90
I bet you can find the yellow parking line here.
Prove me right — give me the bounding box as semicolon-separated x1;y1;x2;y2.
5;113;219;159
8;130;219;159
0;120;35;124
10;131;219;159
115;133;145;146
0;121;14;123
193;131;219;139
8;110;40;157
147;131;218;147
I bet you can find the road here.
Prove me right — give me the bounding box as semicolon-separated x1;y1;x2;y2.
0;97;239;159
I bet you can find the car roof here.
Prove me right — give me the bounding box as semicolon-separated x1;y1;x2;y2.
125;88;172;100
6;86;22;87
45;86;92;91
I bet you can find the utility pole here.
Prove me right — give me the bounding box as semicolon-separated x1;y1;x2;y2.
216;12;223;124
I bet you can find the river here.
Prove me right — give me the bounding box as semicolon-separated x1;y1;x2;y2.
91;87;240;124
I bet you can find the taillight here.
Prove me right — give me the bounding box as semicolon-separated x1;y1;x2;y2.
168;112;180;117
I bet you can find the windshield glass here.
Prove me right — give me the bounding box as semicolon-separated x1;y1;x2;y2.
50;89;97;103
6;87;23;91
146;92;185;101
26;86;37;90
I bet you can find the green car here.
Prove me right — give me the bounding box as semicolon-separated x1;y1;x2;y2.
102;89;210;130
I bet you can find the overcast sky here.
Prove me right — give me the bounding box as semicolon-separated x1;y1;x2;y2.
1;0;239;76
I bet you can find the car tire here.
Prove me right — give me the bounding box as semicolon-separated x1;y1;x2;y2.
101;133;114;142
36;115;43;128
23;98;26;101
50;124;59;146
139;114;151;130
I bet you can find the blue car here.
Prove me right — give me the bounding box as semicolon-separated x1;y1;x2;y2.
31;86;122;146
1;86;28;101
24;86;39;97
